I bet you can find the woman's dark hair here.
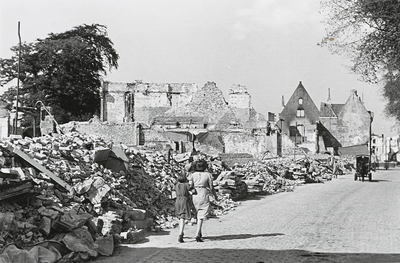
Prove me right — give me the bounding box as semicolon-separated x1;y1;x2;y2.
177;172;188;183
193;160;208;172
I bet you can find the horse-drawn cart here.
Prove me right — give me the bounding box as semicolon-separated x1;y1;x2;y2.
354;154;372;181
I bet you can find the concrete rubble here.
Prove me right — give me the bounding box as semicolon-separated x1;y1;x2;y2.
0;131;354;262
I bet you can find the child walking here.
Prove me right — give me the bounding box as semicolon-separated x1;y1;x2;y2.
175;172;196;243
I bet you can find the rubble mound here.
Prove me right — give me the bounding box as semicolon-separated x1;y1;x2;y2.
0;131;354;262
0;131;242;262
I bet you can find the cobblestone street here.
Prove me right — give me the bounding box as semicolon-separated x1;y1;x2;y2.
94;168;400;263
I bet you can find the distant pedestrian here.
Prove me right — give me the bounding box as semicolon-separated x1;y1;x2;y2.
165;146;173;163
175;172;196;243
188;159;218;242
184;156;194;173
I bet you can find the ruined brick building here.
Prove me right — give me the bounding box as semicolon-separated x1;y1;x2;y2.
98;81;272;156
280;82;372;154
319;89;371;148
280;81;320;148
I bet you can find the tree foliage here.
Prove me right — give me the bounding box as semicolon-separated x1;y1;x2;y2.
320;0;400;120
0;24;119;124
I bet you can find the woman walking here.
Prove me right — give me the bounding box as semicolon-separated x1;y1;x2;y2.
175;172;196;243
188;159;218;242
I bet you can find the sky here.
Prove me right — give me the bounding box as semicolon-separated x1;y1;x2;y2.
0;0;396;136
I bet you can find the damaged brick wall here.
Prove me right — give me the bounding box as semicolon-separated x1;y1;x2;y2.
223;132;277;156
0;102;10;139
228;84;251;109
0;117;9;140
335;90;370;147
101;81;197;126
63;117;140;146
164;82;238;130
101;82;131;124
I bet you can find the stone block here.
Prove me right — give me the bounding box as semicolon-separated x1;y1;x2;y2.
125;229;146;243
38;216;52;237
0;211;15;231
95;235;114;256
132;218;154;230
123;209;147;221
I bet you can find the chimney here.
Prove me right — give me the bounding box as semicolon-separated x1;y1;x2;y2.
327;88;331;103
350;89;357;96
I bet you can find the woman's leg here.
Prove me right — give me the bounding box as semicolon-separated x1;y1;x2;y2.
178;218;185;242
196;218;203;236
195;218;203;242
179;218;185;235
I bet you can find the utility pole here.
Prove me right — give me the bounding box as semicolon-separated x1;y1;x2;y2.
294;122;297;160
14;21;21;134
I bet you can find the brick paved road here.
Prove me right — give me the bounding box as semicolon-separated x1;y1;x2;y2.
94;168;400;263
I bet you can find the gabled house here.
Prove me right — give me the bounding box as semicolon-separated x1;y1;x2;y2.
280;81;320;145
322;89;371;147
319;102;344;132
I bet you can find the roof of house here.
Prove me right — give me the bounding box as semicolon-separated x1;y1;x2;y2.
280;81;320;130
319;103;345;118
316;121;342;148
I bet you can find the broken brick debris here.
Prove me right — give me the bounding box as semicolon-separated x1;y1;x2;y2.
0;131;354;262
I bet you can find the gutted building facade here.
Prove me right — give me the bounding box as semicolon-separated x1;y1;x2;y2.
100;81;198;126
319;89;371;148
280;81;320;145
99;80;274;156
281;83;372;154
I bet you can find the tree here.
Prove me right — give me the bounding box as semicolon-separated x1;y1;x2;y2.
319;0;400;120
0;23;119;124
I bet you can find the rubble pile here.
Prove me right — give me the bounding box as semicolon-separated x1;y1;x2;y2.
0;133;177;262
0;131;355;262
213;171;248;200
234;160;300;194
233;155;354;194
0;132;241;262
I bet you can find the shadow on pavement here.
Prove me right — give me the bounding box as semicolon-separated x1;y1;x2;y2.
204;233;284;241
368;179;391;183
94;246;400;263
244;194;272;201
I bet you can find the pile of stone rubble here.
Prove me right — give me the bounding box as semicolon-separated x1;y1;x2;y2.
0;132;239;262
0;131;354;262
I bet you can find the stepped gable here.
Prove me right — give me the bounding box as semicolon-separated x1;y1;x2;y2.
164;81;239;127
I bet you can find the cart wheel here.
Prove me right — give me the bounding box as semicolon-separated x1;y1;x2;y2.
368;172;372;182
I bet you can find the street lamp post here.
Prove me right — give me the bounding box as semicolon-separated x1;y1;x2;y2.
368;111;374;172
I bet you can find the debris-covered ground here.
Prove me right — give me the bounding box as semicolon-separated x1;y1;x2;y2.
0;131;355;262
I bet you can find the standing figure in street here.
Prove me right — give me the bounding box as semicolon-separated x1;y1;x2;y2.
175;172;196;243
188;159;218;242
184;156;194;173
